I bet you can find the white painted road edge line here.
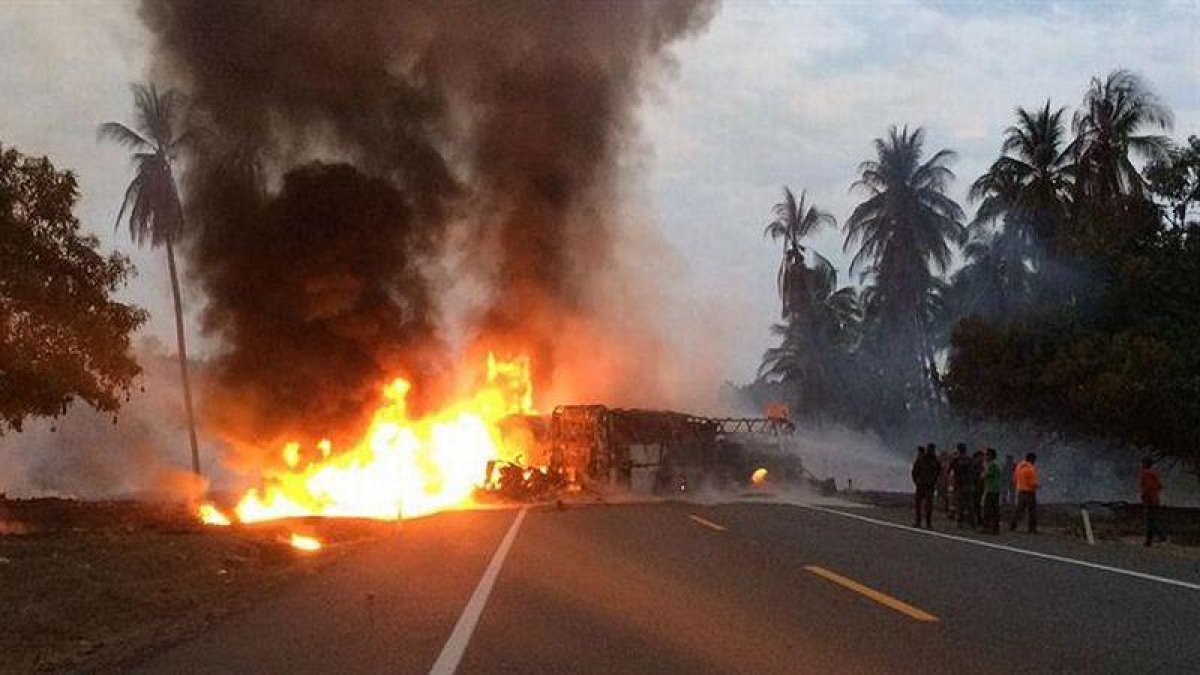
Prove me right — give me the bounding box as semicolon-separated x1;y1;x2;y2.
798;503;1200;592
689;514;728;531
429;507;528;675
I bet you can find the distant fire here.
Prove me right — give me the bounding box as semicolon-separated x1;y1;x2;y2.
751;467;769;486
198;353;534;526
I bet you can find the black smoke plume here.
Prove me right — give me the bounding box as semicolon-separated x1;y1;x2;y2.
139;0;715;444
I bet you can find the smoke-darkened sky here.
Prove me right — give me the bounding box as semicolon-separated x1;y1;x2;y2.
2;0;1198;385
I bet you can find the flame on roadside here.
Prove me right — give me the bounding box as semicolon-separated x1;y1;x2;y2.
289;533;322;551
751;467;768;486
198;353;534;526
199;503;232;526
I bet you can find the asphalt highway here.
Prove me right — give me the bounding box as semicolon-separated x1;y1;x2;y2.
136;501;1200;674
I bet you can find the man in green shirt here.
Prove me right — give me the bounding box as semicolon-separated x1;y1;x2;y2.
982;447;1003;534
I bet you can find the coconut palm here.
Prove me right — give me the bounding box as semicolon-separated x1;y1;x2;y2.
763;187;836;319
942;230;1032;324
1071;69;1173;201
1145;135;1200;228
970;102;1073;250
844;125;965;401
758;256;859;418
99;83;202;476
764;186;836;252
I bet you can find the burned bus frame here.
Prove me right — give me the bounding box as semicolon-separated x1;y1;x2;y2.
549;405;800;491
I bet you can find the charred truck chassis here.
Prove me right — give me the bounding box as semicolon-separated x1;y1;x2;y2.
548;405;802;492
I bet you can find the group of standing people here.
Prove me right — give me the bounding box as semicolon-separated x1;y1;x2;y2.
913;446;1168;547
911;443;1039;535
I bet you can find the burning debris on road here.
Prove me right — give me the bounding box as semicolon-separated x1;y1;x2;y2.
288;533;322;552
196;353;538;534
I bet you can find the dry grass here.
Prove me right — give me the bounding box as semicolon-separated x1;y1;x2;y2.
0;499;389;673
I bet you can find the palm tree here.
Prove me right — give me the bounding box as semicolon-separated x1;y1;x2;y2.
844;125;965;401
1071;70;1173;201
1145;135;1200;228
969;102;1073;252
763;187;836;319
942;229;1031;324
99;84;202;476
758;256;859;419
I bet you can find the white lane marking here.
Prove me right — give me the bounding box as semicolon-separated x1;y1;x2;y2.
429;507;528;675
689;514;728;531
798;503;1200;592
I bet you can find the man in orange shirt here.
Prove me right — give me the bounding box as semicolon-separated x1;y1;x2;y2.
1009;452;1038;533
1140;457;1164;547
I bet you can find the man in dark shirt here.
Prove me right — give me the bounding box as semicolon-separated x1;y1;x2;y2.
953;443;980;528
911;446;940;529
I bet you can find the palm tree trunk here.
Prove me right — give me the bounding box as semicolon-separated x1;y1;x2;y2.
917;320;943;426
165;240;202;476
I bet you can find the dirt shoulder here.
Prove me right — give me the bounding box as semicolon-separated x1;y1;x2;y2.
0;498;391;673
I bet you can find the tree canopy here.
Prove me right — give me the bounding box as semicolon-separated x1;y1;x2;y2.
0;145;146;432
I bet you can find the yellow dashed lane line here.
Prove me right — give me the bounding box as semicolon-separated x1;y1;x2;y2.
805;565;939;622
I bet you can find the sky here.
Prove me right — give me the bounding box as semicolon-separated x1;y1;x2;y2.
2;0;1198;389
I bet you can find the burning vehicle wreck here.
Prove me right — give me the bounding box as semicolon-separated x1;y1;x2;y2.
196;348;816;535
480;404;814;500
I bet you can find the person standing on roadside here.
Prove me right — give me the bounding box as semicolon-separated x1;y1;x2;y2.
1009;452;1039;533
981;448;1002;534
1140;457;1164;547
911;446;940;529
1002;454;1016;506
932;444;950;513
911;446;926;527
972;450;987;523
954;443;979;528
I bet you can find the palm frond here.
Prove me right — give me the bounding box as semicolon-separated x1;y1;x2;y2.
101;82;192;249
97;122;151;151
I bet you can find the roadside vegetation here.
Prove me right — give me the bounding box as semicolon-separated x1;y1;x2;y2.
748;70;1200;474
0;146;145;434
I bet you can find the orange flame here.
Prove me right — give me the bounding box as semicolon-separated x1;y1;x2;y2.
199;503;232;526
289;533;322;551
750;467;769;486
203;353;534;526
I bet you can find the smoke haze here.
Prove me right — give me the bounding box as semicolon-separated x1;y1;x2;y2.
0;340;208;499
